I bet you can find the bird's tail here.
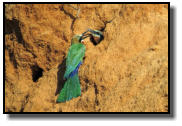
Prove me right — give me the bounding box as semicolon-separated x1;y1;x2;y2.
56;73;81;103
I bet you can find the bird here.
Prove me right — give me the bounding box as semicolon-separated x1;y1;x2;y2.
56;29;103;103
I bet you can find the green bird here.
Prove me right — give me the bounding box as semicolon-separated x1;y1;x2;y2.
56;29;103;103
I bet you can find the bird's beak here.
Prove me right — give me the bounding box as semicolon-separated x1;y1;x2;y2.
81;31;92;42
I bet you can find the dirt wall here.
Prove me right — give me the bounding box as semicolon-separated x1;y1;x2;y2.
5;4;168;112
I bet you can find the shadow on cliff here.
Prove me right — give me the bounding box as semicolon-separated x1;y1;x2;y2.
5;6;174;118
5;17;37;58
5;18;25;46
55;59;66;96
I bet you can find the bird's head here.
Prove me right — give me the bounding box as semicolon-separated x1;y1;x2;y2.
71;33;91;44
71;35;82;44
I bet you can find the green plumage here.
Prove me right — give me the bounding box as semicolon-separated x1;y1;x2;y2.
56;73;81;102
57;39;85;103
64;43;86;79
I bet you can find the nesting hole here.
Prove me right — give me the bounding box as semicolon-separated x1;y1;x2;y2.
90;34;104;46
31;65;43;82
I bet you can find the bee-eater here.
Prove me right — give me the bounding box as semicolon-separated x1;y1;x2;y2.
57;29;103;103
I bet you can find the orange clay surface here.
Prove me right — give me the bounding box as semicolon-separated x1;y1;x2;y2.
5;4;168;112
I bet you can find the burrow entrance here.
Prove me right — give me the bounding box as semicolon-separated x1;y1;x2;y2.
31;65;43;82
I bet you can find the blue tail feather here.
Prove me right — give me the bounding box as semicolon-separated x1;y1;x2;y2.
68;62;82;78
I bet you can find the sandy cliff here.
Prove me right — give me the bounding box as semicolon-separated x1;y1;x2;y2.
5;4;168;112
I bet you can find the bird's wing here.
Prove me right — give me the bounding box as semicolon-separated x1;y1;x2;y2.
64;43;85;79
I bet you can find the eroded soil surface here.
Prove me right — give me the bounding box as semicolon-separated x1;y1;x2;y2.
5;4;168;112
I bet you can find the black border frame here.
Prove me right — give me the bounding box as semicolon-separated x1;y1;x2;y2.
3;2;171;116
